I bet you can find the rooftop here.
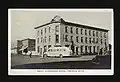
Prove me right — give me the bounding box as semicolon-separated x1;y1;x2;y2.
17;38;35;41
34;16;109;32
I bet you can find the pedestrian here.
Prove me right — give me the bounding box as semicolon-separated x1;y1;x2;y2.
92;56;100;64
29;51;32;58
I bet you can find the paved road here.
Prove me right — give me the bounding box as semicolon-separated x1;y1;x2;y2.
11;55;96;67
11;54;111;69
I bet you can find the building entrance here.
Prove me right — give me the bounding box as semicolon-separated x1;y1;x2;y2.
93;46;96;53
85;46;87;53
89;46;92;53
71;45;74;55
76;47;79;55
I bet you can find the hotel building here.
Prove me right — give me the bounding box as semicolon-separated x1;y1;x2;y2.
34;16;109;56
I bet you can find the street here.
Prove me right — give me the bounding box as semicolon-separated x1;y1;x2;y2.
11;54;111;69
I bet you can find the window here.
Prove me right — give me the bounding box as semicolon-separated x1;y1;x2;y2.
57;49;59;51
76;28;78;34
93;46;96;53
45;28;46;34
65;26;68;33
37;46;40;53
85;46;87;53
44;36;46;43
49;27;51;33
81;37;83;43
101;39;102;44
65;45;69;48
65;35;68;42
96;31;98;37
76;36;79;42
94;31;96;36
89;38;91;43
34;48;35;51
55;25;59;32
85;29;87;35
49;36;51;42
93;31;95;36
104;33;106;38
105;39;107;44
100;32;102;37
41;29;43;35
37;38;39;44
93;38;95;44
81;45;83;53
85;37;87;43
96;38;98;43
71;36;73;41
89;46;92;53
44;45;47;52
94;38;96;44
60;49;62;51
97;46;99;52
37;30;39;36
70;27;73;33
41;37;42;43
48;45;51;48
89;30;91;36
81;29;83;35
63;34;64;41
56;35;59;43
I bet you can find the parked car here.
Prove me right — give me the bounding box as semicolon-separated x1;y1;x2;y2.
43;47;72;58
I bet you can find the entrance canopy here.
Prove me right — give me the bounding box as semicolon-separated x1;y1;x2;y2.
19;46;28;51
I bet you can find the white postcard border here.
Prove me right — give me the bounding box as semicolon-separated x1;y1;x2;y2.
8;9;114;75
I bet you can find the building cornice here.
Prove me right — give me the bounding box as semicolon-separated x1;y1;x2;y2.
34;16;109;32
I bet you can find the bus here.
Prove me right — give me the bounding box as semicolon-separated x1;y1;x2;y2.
43;47;72;58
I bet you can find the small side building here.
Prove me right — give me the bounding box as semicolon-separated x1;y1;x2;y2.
17;38;36;55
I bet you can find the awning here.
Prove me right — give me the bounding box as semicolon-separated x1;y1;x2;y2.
19;46;28;51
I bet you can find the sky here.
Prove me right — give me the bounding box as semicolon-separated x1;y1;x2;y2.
10;9;113;48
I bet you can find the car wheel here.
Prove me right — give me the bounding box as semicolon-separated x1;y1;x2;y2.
59;54;63;58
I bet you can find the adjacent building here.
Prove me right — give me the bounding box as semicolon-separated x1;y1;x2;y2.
17;38;35;55
34;16;109;56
